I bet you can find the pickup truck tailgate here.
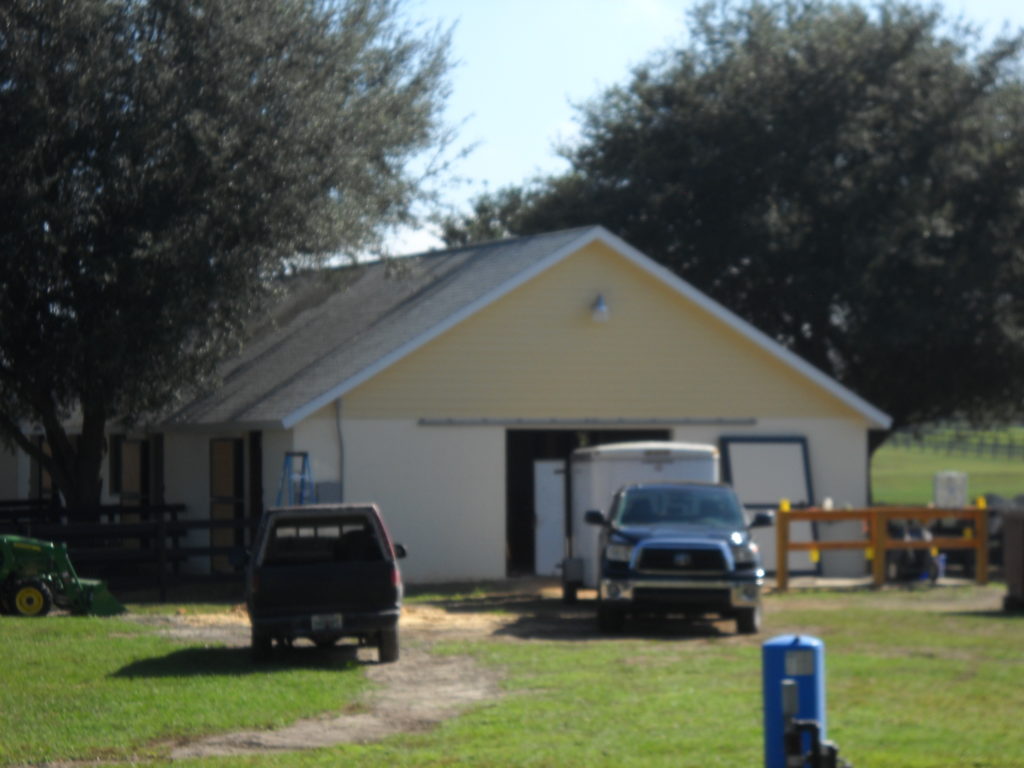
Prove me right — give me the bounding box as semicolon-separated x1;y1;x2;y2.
252;560;399;616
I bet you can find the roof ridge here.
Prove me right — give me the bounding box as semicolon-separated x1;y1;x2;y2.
395;225;601;260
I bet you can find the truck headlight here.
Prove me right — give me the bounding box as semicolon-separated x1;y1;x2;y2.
605;543;633;563
732;542;759;566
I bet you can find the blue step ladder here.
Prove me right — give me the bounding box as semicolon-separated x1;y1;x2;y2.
276;451;317;506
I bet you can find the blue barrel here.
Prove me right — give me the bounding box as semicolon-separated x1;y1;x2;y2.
762;634;827;768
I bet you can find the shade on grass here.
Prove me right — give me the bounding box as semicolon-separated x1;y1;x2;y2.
0;616;366;764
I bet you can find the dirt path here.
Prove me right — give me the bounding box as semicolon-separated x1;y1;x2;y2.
169;638;501;758
127;603;516;760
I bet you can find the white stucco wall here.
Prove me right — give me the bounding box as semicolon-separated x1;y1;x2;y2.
0;445;18;499
261;428;295;509
16;449;32;499
291;408;341;502
341;418;506;583
163;432;212;556
149;413;872;582
335;416;869;583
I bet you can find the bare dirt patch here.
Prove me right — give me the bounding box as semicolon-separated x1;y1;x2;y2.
169;637;502;759
123;602;516;760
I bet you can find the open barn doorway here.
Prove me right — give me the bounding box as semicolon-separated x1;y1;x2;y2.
505;429;669;576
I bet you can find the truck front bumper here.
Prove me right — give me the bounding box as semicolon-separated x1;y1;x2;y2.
598;576;762;611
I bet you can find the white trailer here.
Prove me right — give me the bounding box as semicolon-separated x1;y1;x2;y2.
562;441;720;598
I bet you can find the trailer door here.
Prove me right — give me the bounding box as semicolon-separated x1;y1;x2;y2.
533;460;565;577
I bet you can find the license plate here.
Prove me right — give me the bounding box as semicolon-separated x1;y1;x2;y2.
311;613;343;631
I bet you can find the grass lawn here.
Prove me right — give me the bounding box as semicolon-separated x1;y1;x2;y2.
871;443;1024;505
0;613;366;765
3;585;1023;767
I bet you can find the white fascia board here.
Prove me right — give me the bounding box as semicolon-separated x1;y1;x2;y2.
594;228;893;430
281;227;608;429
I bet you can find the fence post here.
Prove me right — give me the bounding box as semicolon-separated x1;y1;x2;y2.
157;512;168;602
870;509;886;588
776;500;790;592
975;499;989;586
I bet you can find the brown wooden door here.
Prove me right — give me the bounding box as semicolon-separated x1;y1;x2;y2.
210;438;244;572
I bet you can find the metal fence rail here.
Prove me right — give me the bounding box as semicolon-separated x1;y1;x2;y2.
0;504;257;601
887;430;1024;461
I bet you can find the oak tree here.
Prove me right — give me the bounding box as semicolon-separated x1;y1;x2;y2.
0;0;452;507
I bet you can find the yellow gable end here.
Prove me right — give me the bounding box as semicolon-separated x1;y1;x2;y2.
344;241;862;422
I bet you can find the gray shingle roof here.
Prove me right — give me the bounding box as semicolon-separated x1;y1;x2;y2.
167;227;600;428
167;225;891;430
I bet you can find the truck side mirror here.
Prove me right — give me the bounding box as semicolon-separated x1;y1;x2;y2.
584;510;607;526
749;511;774;528
393;543;408;559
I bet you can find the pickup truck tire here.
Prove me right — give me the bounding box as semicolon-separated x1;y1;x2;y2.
597;603;626;633
251;629;273;661
735;605;762;635
378;627;399;663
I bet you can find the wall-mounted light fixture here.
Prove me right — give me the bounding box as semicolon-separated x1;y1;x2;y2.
591;293;610;323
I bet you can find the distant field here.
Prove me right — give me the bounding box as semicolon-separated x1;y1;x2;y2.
871;440;1024;505
886;423;1024;460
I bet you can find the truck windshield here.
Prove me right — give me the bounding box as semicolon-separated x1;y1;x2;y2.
611;486;746;530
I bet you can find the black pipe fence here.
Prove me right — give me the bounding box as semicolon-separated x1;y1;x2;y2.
0;501;258;601
887;430;1024;460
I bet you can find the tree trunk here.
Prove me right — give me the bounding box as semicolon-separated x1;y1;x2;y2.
41;400;107;512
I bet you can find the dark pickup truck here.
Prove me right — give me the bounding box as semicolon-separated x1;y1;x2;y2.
586;482;771;634
245;504;407;663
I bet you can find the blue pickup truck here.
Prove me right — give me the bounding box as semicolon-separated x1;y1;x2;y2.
586;482;771;634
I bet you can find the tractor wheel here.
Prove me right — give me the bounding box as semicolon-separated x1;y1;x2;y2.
11;581;52;617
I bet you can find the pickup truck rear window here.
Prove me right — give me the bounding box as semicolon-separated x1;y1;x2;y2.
260;516;385;566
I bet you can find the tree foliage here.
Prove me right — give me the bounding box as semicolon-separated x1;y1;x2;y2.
0;0;451;507
443;0;1024;440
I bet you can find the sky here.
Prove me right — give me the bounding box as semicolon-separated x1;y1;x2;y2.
397;0;1024;252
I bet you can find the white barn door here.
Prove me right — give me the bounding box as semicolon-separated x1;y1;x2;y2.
723;438;815;573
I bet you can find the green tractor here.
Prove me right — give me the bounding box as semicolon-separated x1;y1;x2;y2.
0;534;124;617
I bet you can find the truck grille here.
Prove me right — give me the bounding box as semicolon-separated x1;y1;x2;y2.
637;547;727;572
633;587;731;606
